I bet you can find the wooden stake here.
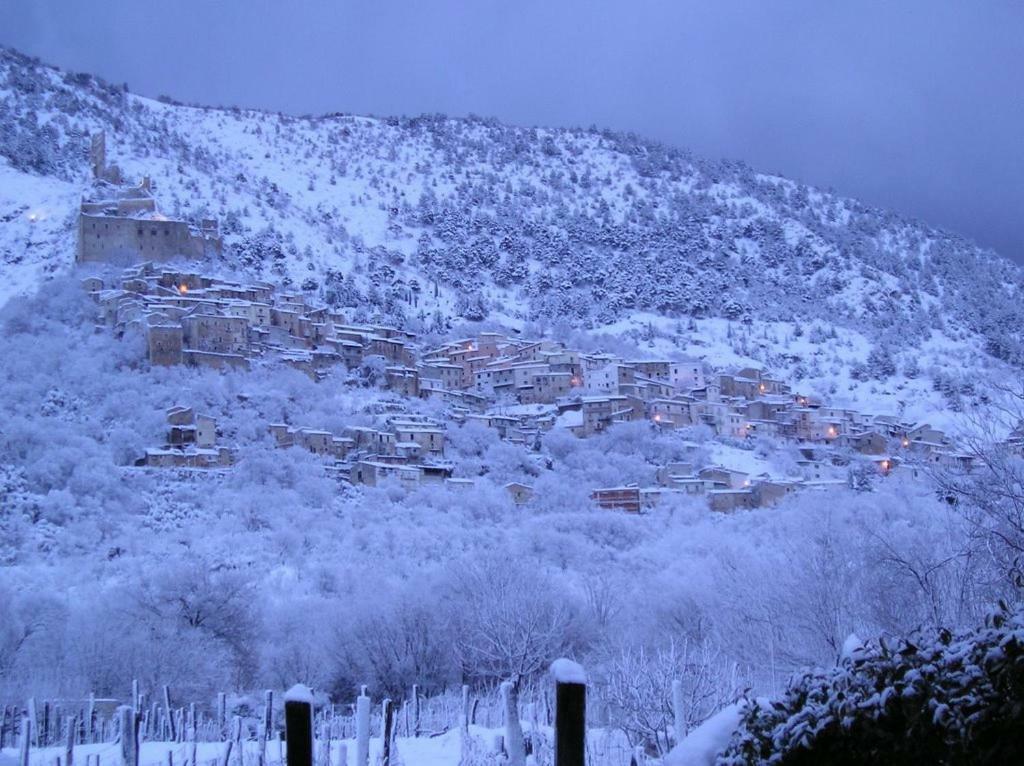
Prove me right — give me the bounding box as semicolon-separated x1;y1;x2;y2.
553;677;586;766
380;700;394;766
283;695;313;766
118;706;137;766
66;715;77;766
163;687;176;742
19;713;31;766
354;691;369;766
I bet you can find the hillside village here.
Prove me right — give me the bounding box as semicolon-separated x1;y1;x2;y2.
68;136;1013;515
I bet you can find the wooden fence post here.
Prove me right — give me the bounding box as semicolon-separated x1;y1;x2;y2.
66;715;77;766
410;686;420;738
217;694;227;740
27;699;38;747
284;686;314;766
261;690;273;766
118;706;137;766
19;713;31;766
163;687;176;742
355;689;370;766
87;695;96;743
551;659;587;766
232;716;244;766
380;700;394;766
263;690;274;742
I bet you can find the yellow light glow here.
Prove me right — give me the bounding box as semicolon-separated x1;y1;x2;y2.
178;284;189;295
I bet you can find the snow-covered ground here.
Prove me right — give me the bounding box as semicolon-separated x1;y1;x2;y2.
1;726;637;766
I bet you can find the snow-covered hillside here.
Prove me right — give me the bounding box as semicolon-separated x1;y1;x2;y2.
0;46;1021;402
4;48;1024;752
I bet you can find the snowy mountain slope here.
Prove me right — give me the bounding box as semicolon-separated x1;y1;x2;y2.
0;45;1021;400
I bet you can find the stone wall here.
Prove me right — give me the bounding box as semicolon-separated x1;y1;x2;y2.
77;213;219;264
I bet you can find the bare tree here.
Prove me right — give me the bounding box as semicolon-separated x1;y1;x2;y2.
936;379;1024;587
598;640;740;756
444;556;587;764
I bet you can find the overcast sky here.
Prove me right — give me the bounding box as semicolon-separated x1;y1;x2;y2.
3;0;1022;262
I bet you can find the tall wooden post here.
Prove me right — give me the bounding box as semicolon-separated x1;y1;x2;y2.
27;699;38;747
411;686;420;738
262;690;274;766
19;713;31;766
551;659;586;766
217;694;227;740
118;706;137;766
66;715;77;766
355;689;370;766
283;686;314;766
86;695;96;743
163;687;176;742
380;700;394;766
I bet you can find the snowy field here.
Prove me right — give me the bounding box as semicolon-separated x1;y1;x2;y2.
0;726;640;766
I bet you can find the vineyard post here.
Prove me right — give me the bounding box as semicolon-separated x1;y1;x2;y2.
19;713;31;766
27;699;38;747
283;686;314;766
87;694;95;743
411;685;420;738
262;690;273;766
163;687;176;742
355;688;369;766
217;694;227;740
117;706;137;766
380;700;394;766
66;715;77;766
551;659;586;766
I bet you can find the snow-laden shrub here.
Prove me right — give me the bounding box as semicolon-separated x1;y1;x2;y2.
718;601;1024;765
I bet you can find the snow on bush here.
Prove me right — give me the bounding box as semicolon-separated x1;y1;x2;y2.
716;601;1024;765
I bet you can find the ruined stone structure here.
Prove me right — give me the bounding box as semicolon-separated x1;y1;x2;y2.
77;133;222;264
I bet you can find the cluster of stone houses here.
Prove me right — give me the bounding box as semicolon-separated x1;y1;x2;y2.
269;414;457;489
95;269;985;509
420;334;965;460
82;264;415;376
136;406;234;469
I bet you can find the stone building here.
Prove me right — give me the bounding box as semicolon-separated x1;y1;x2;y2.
77;133;222;264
